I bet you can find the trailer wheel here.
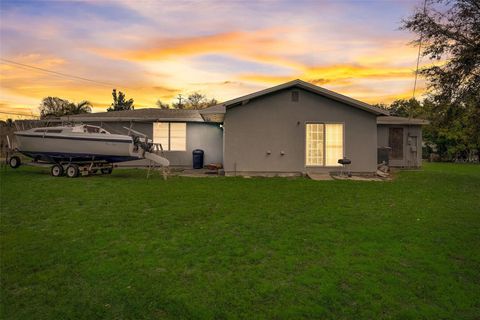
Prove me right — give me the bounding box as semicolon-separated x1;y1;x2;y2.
101;168;113;174
51;164;64;177
66;164;80;178
9;156;21;169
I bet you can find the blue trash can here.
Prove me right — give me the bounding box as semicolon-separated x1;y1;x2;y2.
192;149;204;169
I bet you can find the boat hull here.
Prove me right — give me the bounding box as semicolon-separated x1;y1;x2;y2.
18;151;138;163
15;133;137;163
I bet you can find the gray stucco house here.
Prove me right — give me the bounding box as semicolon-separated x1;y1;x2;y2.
64;79;428;176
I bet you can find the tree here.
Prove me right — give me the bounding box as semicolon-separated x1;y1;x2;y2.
401;0;480;161
206;98;218;107
39;97;70;118
402;0;480;103
183;92;217;109
185;92;218;109
425;97;479;161
65;100;92;115
388;98;424;118
186;92;206;109
164;92;217;110
171;101;185;109
107;89;134;112
156;100;170;109
39;97;91;119
374;98;428;118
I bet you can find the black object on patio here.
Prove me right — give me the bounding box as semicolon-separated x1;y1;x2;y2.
338;157;352;177
192;149;204;169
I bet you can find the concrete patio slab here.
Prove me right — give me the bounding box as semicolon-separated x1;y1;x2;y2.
307;172;334;181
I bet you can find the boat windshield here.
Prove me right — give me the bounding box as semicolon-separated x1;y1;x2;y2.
70;125;110;134
82;125;109;134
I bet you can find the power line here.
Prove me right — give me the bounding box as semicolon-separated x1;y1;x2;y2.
0;111;37;116
0;58;117;87
412;0;427;100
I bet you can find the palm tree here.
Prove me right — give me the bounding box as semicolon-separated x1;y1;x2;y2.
66;100;93;115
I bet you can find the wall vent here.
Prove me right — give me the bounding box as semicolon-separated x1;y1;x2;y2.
291;91;299;102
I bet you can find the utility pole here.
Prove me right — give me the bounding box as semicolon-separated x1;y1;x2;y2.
177;94;183;106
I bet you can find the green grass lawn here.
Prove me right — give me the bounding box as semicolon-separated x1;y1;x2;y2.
1;163;479;319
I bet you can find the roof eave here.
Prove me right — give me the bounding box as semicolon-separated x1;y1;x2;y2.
377;116;430;125
60;117;204;122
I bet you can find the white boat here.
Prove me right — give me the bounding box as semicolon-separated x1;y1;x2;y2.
10;124;169;177
14;124;138;163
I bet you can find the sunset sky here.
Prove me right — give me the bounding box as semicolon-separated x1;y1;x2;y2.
0;0;427;120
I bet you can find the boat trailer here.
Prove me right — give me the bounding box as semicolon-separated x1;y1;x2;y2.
7;152;115;178
4;135;167;178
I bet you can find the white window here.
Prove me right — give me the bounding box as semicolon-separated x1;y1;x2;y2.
153;122;169;149
306;123;344;166
169;123;186;151
153;122;186;151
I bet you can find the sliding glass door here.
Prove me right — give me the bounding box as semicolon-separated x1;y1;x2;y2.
306;123;344;167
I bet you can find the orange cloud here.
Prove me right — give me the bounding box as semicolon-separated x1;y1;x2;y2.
0;53;182;119
304;65;414;80
1;31;431;119
241;64;414;82
92;29;305;70
94;29;426;103
237;63;427;104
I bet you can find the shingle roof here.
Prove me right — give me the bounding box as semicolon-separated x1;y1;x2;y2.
200;79;389;117
377;115;429;125
60;108;203;122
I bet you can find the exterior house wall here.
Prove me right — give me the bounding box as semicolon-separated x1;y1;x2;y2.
167;122;223;166
377;124;423;167
223;88;378;175
81;121;223;167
